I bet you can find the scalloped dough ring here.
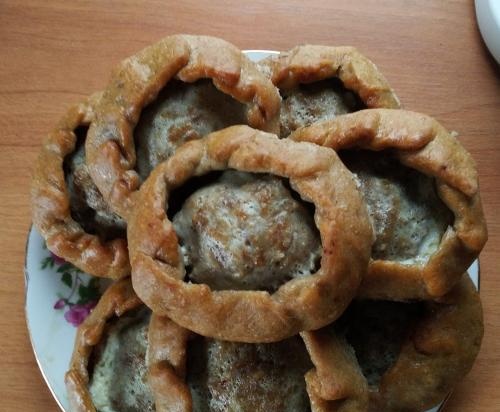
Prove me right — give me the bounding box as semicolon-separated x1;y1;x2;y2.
31;94;129;279
128;125;373;343
148;314;324;411
290;109;487;299
65;278;145;412
301;274;483;412
66;278;196;412
86;34;281;220
258;45;401;137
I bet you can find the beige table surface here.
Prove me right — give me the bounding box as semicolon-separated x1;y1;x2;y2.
1;1;499;410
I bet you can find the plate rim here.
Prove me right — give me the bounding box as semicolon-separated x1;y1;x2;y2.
24;225;67;412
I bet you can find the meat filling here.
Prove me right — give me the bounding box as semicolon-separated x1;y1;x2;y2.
135;79;247;180
88;308;154;412
187;336;312;412
340;151;453;264
172;171;321;292
280;78;363;137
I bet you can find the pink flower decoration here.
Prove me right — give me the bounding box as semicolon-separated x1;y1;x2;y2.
64;301;96;327
50;251;66;265
53;299;65;310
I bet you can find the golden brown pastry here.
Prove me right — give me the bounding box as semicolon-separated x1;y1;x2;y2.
65;281;312;412
301;274;483;412
148;315;313;412
258;45;401;137
86;34;281;220
128;125;374;342
65;279;197;412
31;94;129;279
290;109;487;299
65;278;149;412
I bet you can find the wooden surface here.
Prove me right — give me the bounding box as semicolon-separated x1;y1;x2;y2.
0;0;499;410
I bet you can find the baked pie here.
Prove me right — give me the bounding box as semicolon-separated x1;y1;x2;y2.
31;35;487;412
149;315;313;411
86;34;281;220
65;280;313;412
65;279;150;411
290;109;487;299
258;45;401;137
128;125;373;342
301;274;483;412
65;279;210;412
31;94;129;279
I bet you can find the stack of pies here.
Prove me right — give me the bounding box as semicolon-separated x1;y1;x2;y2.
31;35;487;412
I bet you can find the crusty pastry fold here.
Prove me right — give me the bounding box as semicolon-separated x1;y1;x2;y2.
291;109;487;299
31;94;129;279
86;35;281;220
128;125;374;342
301;274;483;412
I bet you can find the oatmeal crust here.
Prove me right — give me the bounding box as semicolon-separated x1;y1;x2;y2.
147;315;193;412
31;94;129;279
65;278;142;412
86;35;281;220
301;275;483;412
259;45;400;110
290;109;487;299
301;331;369;412
128;125;373;342
148;314;358;412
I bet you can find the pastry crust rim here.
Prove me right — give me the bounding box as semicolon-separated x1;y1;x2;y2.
64;278;143;412
128;125;374;343
258;44;401;112
301;274;484;411
86;34;282;221
290;108;488;299
30;94;130;279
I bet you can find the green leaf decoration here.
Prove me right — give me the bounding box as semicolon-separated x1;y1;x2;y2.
57;263;73;274
73;266;84;275
77;278;100;304
61;272;73;288
41;256;55;270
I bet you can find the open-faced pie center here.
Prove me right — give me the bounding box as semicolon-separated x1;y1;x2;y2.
86;35;281;221
64;126;126;241
340;150;453;264
290;109;487;299
89;308;153;412
300;276;483;412
187;336;312;412
31;95;130;279
135;79;247;180
128;126;373;342
172;171;321;292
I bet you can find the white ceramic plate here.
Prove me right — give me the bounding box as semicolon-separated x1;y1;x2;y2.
25;50;480;412
475;0;500;64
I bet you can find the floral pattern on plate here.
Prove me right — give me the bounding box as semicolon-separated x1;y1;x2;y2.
25;228;110;410
41;249;101;327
